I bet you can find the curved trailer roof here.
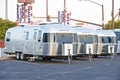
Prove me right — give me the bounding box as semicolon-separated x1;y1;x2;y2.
95;30;116;37
72;27;96;35
7;23;74;34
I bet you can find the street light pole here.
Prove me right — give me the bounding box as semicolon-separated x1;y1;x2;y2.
102;5;104;29
5;0;8;19
111;0;114;29
46;0;48;21
79;0;104;29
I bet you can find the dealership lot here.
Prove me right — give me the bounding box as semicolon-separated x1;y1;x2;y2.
0;55;120;80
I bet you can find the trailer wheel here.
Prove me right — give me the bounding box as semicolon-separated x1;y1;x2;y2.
16;53;20;60
20;53;25;60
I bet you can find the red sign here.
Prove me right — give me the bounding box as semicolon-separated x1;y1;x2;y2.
17;0;35;3
0;41;4;48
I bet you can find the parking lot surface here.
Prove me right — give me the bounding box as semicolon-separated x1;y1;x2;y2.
0;56;120;80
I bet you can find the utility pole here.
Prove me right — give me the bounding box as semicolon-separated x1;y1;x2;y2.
46;0;48;21
5;0;8;19
111;0;114;29
102;5;104;29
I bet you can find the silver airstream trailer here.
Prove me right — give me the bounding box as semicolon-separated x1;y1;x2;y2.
113;29;120;54
72;27;99;57
4;23;78;60
95;30;117;56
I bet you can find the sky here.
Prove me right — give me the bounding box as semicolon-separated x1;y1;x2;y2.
0;0;120;26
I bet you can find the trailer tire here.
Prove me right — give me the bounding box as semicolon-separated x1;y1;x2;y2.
20;53;25;60
16;53;20;60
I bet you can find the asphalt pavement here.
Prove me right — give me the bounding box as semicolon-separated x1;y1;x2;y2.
0;55;120;80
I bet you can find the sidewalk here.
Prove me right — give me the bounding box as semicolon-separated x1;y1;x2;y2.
0;48;6;60
0;48;16;60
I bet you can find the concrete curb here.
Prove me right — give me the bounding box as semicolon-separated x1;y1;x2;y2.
0;57;7;60
0;56;16;60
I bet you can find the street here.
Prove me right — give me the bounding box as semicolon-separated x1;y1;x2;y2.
0;55;120;80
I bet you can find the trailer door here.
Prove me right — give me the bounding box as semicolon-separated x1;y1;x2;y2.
5;32;13;52
32;30;42;54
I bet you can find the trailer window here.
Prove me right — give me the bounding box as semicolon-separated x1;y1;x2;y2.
94;35;98;43
38;30;42;42
79;35;93;43
109;37;114;43
43;33;55;42
102;37;114;43
33;32;37;40
79;35;85;43
43;33;50;42
6;32;11;42
73;34;78;42
26;32;29;40
56;33;73;43
114;32;120;41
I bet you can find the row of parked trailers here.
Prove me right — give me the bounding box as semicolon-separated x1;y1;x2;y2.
4;23;117;61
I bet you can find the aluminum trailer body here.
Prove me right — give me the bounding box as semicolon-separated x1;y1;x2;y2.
95;30;117;55
72;27;99;56
113;29;120;54
4;23;78;60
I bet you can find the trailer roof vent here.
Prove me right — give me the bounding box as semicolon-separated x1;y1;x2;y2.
18;23;29;27
39;22;58;25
